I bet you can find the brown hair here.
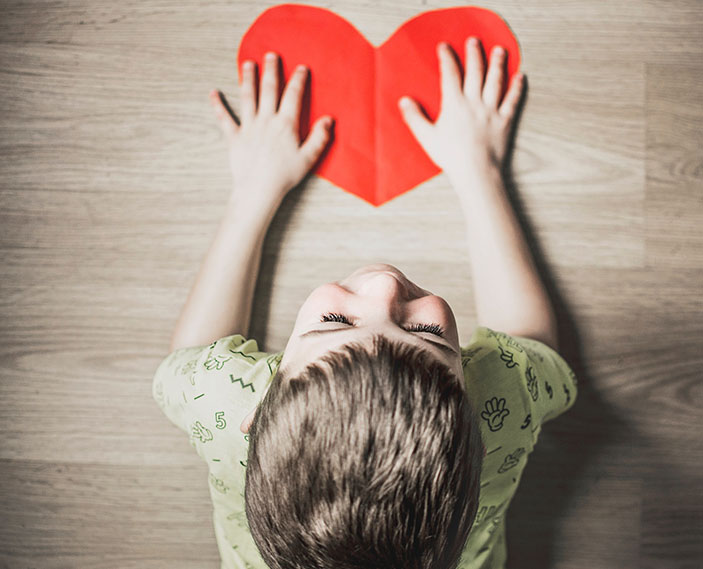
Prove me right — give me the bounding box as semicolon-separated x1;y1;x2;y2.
244;333;484;569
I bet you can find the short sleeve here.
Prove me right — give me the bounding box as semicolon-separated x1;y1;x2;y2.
508;332;578;426
462;327;578;444
467;327;578;426
458;327;578;568
151;334;274;435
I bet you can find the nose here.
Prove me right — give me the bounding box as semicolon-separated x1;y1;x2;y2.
358;272;412;304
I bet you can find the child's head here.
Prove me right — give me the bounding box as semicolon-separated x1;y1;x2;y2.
240;263;465;433
243;264;484;569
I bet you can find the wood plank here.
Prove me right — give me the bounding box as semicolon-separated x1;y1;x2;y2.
1;0;702;567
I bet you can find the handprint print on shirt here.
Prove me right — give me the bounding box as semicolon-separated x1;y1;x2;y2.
481;397;511;432
525;366;539;401
192;421;213;443
209;472;230;495
204;354;233;371
498;346;518;369
498;448;526;473
177;358;198;376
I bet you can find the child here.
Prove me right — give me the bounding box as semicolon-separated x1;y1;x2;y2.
152;38;577;569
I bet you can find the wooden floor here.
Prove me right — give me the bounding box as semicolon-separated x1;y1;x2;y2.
1;1;701;568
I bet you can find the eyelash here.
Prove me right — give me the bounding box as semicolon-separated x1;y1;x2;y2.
320;312;445;338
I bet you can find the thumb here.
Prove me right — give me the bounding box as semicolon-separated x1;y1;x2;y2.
398;96;432;146
299;115;333;169
209;89;237;141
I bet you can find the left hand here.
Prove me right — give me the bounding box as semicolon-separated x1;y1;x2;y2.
209;51;334;206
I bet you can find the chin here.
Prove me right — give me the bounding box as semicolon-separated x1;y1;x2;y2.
355;263;403;277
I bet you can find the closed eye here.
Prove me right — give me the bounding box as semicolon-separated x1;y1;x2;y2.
320;312;446;338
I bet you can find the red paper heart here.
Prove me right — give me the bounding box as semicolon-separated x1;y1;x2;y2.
238;4;521;206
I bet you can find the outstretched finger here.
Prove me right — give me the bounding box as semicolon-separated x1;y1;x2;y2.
209;90;238;142
238;60;257;121
437;42;463;102
398;96;433;149
298;115;334;171
278;64;309;128
482;45;506;109
259;52;280;115
499;72;525;120
464;37;485;101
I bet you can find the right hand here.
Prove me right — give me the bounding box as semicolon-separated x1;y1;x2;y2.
398;38;525;183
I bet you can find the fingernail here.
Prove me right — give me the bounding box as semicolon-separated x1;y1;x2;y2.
296;64;307;73
265;52;277;60
324;116;334;129
468;37;478;46
243;60;253;70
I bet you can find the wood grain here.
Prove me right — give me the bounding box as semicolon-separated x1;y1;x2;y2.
1;1;701;568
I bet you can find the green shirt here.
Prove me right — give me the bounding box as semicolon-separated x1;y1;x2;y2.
152;326;577;569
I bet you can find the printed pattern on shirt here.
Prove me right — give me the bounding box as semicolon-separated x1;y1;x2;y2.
152;326;577;569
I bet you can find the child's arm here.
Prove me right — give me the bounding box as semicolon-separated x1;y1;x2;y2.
399;39;558;351
169;53;333;352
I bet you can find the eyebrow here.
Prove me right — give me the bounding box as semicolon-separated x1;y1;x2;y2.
300;327;459;357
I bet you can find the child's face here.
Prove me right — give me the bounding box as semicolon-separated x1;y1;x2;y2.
241;263;464;433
